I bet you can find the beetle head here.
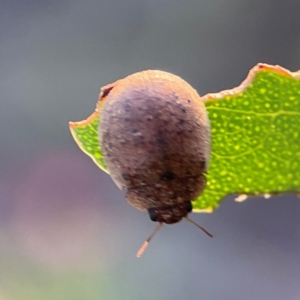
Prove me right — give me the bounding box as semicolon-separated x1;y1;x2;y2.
147;201;192;224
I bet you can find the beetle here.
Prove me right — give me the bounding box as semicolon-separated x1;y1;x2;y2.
98;70;212;257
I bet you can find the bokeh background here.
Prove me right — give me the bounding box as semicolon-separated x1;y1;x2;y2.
1;0;300;299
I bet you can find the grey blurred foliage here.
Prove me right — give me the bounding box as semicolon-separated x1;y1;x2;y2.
1;0;300;299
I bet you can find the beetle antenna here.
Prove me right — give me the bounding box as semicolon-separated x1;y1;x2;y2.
136;222;163;258
185;216;213;238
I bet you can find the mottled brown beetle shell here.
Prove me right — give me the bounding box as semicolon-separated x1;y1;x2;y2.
98;70;210;224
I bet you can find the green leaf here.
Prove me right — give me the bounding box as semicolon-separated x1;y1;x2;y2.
194;64;300;211
69;64;300;212
69;110;108;174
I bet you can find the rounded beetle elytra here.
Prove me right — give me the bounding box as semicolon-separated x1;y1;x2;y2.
98;70;212;257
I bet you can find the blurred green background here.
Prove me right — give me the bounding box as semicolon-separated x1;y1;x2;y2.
1;0;300;299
